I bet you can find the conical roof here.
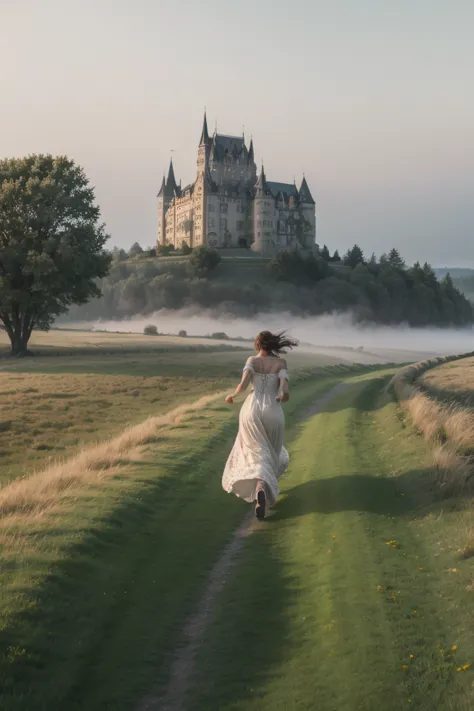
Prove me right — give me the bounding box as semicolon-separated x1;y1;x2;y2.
254;164;272;197
199;111;210;146
298;176;315;204
157;175;166;197
248;138;254;161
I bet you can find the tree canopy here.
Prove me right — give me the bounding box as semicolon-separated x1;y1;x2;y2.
0;155;110;355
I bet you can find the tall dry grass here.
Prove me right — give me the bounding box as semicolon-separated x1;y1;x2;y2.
0;392;224;523
388;352;474;496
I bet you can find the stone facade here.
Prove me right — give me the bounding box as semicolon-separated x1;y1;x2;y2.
157;113;317;255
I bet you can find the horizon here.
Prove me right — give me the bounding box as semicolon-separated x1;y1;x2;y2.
2;0;473;266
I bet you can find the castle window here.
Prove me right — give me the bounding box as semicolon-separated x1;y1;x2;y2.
220;218;227;229
236;221;244;230
208;217;215;228
209;204;215;212
220;203;228;213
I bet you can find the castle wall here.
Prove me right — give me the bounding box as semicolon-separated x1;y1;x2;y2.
206;195;253;249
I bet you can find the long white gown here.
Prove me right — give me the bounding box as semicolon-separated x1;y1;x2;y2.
222;358;289;505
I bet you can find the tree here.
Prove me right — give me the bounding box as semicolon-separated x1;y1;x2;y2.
128;242;143;258
189;246;221;276
343;244;365;268
320;244;330;261
181;241;192;255
0;155;110;356
144;324;158;335
331;249;341;263
387;248;405;269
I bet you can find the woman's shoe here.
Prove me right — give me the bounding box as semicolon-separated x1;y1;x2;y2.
255;489;266;520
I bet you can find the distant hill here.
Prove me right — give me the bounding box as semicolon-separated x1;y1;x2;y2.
433;269;474;302
434;267;474;279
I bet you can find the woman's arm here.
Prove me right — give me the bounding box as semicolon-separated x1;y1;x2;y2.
277;359;290;403
278;377;290;403
225;367;253;404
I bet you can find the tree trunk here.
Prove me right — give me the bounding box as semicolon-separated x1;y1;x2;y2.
3;311;33;357
10;331;31;356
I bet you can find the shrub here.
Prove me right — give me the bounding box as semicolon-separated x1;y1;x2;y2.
211;332;228;340
178;330;187;338
181;241;192;256
190;246;221;276
144;324;158;336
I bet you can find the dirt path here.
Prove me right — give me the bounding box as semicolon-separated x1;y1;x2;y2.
136;381;353;711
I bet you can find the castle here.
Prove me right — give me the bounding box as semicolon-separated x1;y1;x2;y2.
157;113;317;255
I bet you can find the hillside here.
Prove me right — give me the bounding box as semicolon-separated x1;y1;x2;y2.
60;247;473;328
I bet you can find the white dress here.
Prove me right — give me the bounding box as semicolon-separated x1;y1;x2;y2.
222;359;289;505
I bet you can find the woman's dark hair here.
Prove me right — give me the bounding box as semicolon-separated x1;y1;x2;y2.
254;330;299;356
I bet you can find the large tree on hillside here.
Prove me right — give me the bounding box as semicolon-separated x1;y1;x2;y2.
0;155;111;355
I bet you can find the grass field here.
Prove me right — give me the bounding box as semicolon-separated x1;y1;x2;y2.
2;331;474;710
0;330;344;483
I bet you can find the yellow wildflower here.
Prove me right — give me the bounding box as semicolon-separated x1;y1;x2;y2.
457;667;462;672
418;567;423;571
452;645;457;652
409;654;415;660
401;665;408;671
463;664;470;671
412;610;417;615
377;585;383;591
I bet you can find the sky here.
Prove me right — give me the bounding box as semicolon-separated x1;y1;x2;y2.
1;0;473;266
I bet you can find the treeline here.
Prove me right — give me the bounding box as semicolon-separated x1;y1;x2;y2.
62;244;473;327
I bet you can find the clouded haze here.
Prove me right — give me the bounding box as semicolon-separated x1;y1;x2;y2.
2;0;473;265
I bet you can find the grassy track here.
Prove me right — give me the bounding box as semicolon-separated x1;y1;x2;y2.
0;368;353;711
190;372;474;711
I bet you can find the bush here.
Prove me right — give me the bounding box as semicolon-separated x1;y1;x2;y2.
144;324;158;336
129;242;144;259
180;241;192;256
178;330;187;337
157;244;175;257
211;332;229;340
190;246;221;276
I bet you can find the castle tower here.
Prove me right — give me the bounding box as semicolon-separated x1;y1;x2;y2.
194;111;211;246
298;176;316;249
252;164;276;254
157;160;177;246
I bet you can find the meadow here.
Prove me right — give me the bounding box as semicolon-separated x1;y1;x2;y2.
0;330;341;482
1;330;474;710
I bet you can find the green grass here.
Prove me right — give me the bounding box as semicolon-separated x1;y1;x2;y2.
190;372;474;711
0;367;354;711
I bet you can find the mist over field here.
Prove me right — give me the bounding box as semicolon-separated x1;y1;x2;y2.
66;310;474;358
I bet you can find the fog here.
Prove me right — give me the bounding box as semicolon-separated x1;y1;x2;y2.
66;310;474;363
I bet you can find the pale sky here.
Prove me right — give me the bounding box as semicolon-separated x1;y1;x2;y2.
2;0;473;266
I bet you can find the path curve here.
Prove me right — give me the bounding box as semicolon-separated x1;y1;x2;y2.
136;381;353;711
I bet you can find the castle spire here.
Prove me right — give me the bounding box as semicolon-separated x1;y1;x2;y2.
248;137;254;162
199;110;210;146
166;158;177;191
298;176;315;204
254;163;270;197
157;175;166;198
